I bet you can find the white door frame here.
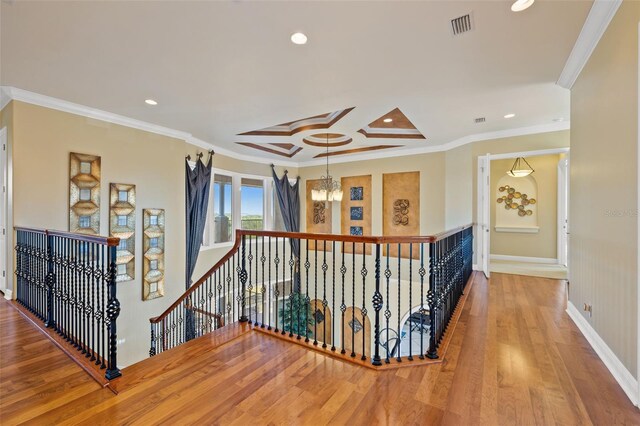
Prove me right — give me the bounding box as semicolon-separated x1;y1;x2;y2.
477;154;491;277
475;147;570;275
0;127;6;297
557;155;570;267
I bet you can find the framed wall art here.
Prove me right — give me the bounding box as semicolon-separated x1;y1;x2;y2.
341;175;372;255
143;208;165;301
69;152;101;234
383;171;420;259
109;184;135;282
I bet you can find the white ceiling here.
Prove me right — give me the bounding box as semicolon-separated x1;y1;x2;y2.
1;1;591;164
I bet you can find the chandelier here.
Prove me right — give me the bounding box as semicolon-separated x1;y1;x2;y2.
311;134;343;202
506;157;534;177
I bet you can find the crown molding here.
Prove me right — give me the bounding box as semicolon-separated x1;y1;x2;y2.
0;86;297;168
2;85;569;168
0;87;12;111
299;121;570;167
557;0;622;89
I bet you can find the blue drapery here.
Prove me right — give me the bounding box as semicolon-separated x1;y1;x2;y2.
271;166;301;290
185;153;213;289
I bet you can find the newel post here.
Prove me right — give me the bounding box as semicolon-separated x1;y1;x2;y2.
239;234;248;322
44;230;56;329
426;241;439;359
105;245;122;380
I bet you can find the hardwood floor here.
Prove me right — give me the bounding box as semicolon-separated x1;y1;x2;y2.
2;273;639;425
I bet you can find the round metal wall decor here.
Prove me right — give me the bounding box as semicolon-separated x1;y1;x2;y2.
497;185;535;218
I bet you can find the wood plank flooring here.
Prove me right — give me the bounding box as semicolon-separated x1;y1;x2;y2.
2;273;639;425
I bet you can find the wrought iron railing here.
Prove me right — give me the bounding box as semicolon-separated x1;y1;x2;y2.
150;225;473;366
14;227;122;380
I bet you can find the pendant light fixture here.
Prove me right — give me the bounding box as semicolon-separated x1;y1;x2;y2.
506;157;534;177
311;134;343;203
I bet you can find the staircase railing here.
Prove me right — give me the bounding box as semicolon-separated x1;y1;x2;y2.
14;227;122;380
150;224;473;365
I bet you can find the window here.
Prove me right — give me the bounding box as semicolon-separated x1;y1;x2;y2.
272;183;286;232
118;190;128;202
117;215;127;226
241;178;264;231
213;174;233;243
202;169;289;249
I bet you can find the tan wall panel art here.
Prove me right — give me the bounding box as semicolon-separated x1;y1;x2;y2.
69;152;101;234
383;171;420;259
306;179;332;251
110;184;135;282
341;175;372;255
143;209;165;301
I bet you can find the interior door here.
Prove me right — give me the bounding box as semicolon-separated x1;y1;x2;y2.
478;154;491;278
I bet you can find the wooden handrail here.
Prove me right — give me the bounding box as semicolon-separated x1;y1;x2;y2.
149;224;473;325
149;235;242;323
14;226;120;247
234;223;474;244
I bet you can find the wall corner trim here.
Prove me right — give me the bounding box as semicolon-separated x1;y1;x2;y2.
557;0;623;89
566;301;638;406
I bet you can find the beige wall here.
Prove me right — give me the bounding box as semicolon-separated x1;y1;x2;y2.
298;153;446;236
490;154;559;259
570;0;639;377
5;101;288;367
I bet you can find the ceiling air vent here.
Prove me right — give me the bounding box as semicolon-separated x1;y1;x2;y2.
474;117;486;124
451;13;474;36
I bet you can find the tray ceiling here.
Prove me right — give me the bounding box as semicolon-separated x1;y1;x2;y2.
0;1;591;163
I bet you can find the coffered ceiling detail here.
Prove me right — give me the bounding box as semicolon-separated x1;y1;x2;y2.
303;133;353;147
238;108;355;137
358;108;426;140
235;142;303;158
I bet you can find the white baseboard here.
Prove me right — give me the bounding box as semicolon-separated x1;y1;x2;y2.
472;264;479;271
490;254;558;264
3;289;12;300
566;301;638;406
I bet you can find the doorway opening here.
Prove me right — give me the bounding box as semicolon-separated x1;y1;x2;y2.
477;148;569;279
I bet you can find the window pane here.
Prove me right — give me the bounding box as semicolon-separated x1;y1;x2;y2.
80;162;91;174
118;190;128;202
117;264;127;275
118;215;127;226
79;189;91;201
213;174;233;243
150;259;158;270
150;237;158;248
241;178;264;231
117;239;127;250
150;215;158;225
272;183;285;232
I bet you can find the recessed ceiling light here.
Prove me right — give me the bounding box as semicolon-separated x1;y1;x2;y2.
511;0;535;12
145;99;158;106
383;118;393;123
504;113;516;119
290;32;308;45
